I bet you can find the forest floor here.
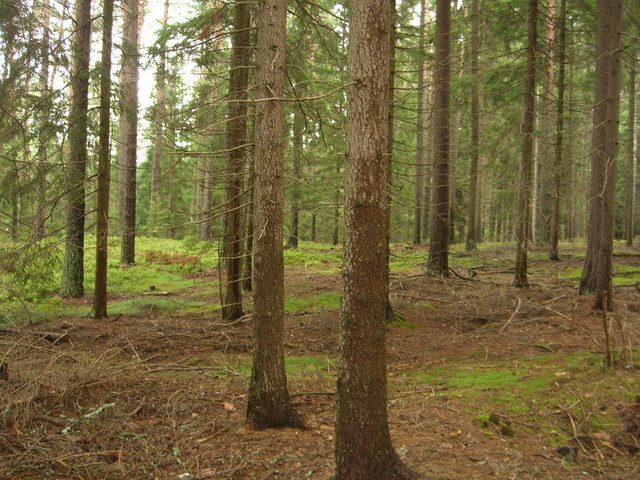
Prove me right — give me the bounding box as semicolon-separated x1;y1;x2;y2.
1;242;639;480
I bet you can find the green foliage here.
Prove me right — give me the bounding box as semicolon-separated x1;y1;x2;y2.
403;351;637;443
108;297;218;316
0;237;62;301
284;242;342;270
285;291;341;312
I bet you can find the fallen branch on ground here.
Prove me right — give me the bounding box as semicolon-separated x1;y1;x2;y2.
0;327;69;343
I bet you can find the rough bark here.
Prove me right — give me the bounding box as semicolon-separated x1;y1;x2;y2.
513;0;537;288
334;0;421;477
579;0;622;309
60;0;92;298
93;0;114;319
117;0;141;264
222;1;250;321
246;0;305;429
427;0;451;277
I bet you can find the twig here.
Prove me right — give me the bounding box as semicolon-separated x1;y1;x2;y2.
499;297;522;333
543;306;601;347
289;391;336;398
541;294;567;305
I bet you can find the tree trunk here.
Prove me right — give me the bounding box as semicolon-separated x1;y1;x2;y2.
117;0;141;264
549;0;566;260
286;84;304;249
413;0;428;246
222;1;250;321
60;0;92;298
624;52;636;246
242;155;254;292
513;0;537;288
579;0;621;309
335;0;421;477
149;0;169;234
93;0;114;319
34;0;51;241
246;0;305;429
466;0;481;251
427;0;451;277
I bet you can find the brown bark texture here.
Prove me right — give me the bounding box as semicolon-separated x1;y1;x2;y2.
334;0;420;478
427;0;451;277
246;0;304;429
466;0;481;251
222;1;250;320
117;0;141;264
513;0;537;288
579;0;621;309
60;0;92;298
550;0;566;261
93;0;114;319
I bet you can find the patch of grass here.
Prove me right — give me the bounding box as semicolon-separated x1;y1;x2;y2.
212;355;337;377
285;291;341;312
284;243;342;270
285;355;337;375
1;297;89;325
404;351;637;444
108;297;219;315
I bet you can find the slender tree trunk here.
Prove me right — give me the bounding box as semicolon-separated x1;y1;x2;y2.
242;155;254;292
117;0;141;264
624;53;636;246
332;160;340;245
222;1;250;321
420;65;435;242
149;0;169;233
246;0;305;429
34;0;51;241
335;0;420;477
466;0;481;251
413;0;427;245
550;0;566;260
579;0;622;309
60;0;92;298
427;0;451;277
94;0;114;319
384;0;397;322
513;0;537;288
286;84;304;249
535;0;556;248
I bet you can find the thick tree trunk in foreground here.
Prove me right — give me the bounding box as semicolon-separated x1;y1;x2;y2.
579;0;621;309
513;0;537;288
427;0;451;277
334;0;421;477
246;0;305;429
60;0;92;298
93;0;114;319
222;1;250;320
